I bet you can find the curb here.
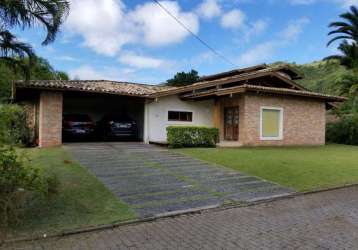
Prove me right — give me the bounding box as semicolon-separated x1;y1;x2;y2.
3;183;358;245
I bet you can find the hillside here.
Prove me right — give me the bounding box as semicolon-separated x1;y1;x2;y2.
288;60;350;95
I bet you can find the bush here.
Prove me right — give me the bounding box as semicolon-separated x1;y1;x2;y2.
0;146;42;227
167;126;219;148
326;114;358;145
0;104;30;146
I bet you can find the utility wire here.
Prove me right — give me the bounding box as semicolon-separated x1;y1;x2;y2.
151;0;238;68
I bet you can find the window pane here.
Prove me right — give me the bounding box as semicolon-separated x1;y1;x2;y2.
187;112;193;122
168;111;180;121
262;109;280;137
168;111;193;122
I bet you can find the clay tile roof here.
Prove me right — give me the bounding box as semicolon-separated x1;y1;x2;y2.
15;80;176;97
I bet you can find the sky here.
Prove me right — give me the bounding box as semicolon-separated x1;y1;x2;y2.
15;0;358;84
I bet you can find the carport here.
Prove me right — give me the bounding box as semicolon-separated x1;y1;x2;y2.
63;92;145;142
14;80;166;147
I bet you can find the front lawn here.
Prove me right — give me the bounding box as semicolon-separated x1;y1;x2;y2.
8;147;135;239
175;144;358;192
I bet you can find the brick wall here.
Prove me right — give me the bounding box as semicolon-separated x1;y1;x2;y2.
241;93;326;146
39;91;63;147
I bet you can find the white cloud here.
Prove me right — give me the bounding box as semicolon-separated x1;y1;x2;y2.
236;17;310;66
340;0;358;8
56;55;79;62
118;52;167;69
220;9;246;29
197;0;222;20
279;17;310;42
66;0;133;56
66;0;199;56
69;65;137;81
128;1;199;47
287;0;358;8
237;41;276;65
242;19;269;41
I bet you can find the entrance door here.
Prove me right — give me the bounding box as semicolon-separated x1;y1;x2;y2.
224;106;239;141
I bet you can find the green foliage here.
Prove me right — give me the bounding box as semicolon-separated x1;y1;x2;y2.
0;0;70;78
167;126;219;148
166;69;200;86
326;6;358;69
0;146;42;227
0;104;30;146
326;114;358;145
286;60;350;95
0;57;70;103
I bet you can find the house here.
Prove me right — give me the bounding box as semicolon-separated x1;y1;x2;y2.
13;64;346;148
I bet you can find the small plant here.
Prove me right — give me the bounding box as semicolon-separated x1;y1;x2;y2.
167;126;219;148
0;146;42;227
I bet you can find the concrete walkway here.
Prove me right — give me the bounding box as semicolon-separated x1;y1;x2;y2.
3;185;358;249
64;142;293;218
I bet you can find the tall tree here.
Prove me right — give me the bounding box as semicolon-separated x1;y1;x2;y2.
0;0;70;75
327;5;358;46
325;40;358;69
326;6;358;69
166;70;200;87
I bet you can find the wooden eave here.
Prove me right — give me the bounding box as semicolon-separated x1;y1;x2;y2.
150;70;305;98
181;84;347;102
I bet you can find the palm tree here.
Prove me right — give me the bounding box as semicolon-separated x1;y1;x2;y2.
325;40;358;69
327;5;358;46
0;0;69;76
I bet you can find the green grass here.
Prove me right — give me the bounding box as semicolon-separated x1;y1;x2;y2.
175;144;358;192
9;147;135;238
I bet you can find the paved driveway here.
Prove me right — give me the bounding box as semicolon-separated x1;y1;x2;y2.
4;186;358;249
64;142;293;218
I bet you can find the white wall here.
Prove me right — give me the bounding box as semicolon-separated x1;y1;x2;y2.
145;95;214;142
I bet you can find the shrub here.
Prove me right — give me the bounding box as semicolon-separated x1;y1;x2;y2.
326;113;358;145
167;126;219;148
0;146;42;227
0;104;30;146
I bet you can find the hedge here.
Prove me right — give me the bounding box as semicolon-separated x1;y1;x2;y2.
326;113;358;145
166;126;219;148
0;104;30;146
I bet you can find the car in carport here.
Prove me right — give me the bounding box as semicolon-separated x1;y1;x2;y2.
97;114;139;141
62;114;95;141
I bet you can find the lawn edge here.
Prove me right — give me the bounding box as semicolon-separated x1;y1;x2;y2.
3;182;358;245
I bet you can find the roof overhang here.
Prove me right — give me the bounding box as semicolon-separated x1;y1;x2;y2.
181;84;347;102
150;70;307;98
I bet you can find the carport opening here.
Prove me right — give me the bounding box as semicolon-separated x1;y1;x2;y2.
63;92;145;142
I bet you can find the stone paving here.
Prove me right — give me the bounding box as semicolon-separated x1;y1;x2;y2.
3;185;358;249
64;142;293;218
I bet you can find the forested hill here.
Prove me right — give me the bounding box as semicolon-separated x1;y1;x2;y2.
285;60;350;95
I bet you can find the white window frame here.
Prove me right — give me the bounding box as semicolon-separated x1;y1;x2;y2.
260;106;284;141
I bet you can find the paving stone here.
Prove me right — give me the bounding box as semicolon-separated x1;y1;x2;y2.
64;143;293;219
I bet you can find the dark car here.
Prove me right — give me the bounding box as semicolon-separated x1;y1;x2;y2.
62;114;95;141
97;114;138;141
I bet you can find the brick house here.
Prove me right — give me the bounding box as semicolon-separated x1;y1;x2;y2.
13;64;345;147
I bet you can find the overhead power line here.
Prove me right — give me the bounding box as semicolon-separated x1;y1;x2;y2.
151;0;238;68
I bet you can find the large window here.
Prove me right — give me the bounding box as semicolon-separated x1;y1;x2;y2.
260;107;283;140
168;111;193;122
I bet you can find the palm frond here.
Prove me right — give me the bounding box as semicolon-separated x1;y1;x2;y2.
0;30;36;79
327;35;354;46
0;0;70;45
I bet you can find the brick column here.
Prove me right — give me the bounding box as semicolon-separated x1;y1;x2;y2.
39;91;63;147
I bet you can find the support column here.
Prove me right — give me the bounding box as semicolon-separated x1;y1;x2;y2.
38;91;63;147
